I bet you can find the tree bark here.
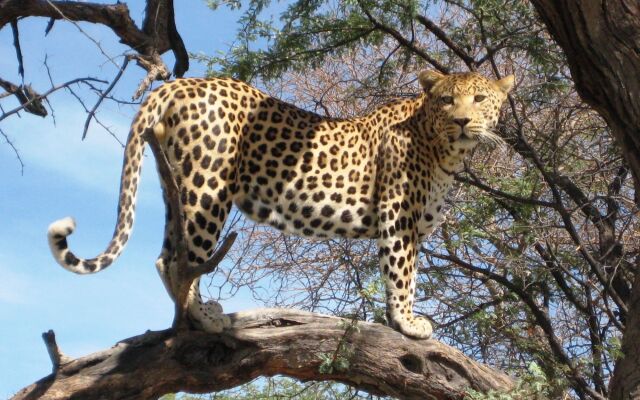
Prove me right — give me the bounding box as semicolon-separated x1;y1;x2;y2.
11;309;514;400
528;1;640;398
609;271;640;399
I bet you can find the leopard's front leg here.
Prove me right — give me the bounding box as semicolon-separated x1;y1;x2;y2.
377;231;432;339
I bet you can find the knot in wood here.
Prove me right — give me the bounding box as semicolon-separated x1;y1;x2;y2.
399;353;423;374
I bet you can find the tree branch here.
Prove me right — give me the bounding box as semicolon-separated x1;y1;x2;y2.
428;252;606;400
0;76;107;123
0;1;148;51
357;1;450;73
11;309;514;400
0;0;188;94
0;77;47;117
414;14;476;70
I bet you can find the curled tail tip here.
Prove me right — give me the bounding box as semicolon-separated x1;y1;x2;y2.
48;217;76;239
47;217;115;274
47;217;86;274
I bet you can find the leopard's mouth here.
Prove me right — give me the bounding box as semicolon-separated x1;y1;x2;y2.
458;131;477;142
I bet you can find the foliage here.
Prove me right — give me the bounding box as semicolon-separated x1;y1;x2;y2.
159;377;387;399
318;319;360;374
466;362;560;400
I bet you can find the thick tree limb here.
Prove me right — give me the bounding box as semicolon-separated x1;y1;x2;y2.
11;309;514;400
0;1;148;51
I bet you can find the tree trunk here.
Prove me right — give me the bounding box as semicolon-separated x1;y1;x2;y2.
528;1;640;398
11;309;514;400
609;271;640;399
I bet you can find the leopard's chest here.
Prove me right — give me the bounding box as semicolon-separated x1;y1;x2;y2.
416;173;452;240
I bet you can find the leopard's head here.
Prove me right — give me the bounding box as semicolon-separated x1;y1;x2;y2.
418;70;514;150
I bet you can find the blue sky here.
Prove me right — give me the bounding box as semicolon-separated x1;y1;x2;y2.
0;2;273;396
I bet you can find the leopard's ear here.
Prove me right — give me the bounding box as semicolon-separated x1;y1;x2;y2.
495;74;515;94
418;70;445;92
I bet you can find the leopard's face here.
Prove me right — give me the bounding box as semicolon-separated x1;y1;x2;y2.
419;70;514;150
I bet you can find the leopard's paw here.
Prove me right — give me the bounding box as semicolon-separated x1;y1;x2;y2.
195;300;231;333
394;315;432;339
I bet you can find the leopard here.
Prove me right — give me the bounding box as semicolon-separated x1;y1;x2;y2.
47;69;514;339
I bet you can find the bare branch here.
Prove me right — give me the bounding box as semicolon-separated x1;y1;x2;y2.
0;76;107;123
414;14;476;70
82;56;130;139
0;0;188;86
0;78;47;117
0;126;24;174
0;1;149;53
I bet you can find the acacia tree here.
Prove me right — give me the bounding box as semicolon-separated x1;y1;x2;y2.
201;1;640;398
3;1;639;399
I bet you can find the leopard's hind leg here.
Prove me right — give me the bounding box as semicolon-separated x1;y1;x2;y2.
155;169;236;332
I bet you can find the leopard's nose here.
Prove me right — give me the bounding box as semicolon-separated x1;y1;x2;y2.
453;118;471;127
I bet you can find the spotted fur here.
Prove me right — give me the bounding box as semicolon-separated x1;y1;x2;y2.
48;70;514;339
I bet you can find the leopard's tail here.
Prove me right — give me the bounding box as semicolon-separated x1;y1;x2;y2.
47;98;166;274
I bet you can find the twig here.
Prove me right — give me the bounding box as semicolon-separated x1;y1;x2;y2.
131;53;170;100
65;84;125;147
82;56;130;139
45;17;55;35
0;127;24;175
0;78;48;117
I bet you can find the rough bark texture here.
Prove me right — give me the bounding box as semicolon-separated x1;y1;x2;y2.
11;309;514;400
610;271;640;400
528;1;640;398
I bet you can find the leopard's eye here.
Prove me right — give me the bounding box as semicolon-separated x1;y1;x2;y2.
474;95;486;102
440;96;454;105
